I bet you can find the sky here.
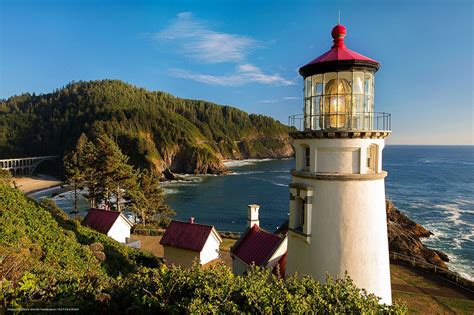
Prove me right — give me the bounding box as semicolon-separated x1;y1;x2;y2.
1;0;472;145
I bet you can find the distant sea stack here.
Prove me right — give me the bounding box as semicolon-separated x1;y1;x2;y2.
386;199;449;268
0;80;294;179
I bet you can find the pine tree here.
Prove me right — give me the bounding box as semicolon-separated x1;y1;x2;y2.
64;133;88;215
93;134;137;211
129;170;174;226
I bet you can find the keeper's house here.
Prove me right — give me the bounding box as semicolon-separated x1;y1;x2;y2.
82;208;133;243
160;218;222;268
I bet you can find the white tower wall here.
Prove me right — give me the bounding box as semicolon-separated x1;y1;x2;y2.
286;137;392;305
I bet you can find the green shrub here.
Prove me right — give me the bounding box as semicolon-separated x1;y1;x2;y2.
109;263;407;314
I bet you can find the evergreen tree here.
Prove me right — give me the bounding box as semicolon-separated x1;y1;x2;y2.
129;170;174;226
93;134;137;211
64;133;88;216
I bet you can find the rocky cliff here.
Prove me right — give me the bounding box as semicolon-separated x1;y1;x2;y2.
386;199;449;268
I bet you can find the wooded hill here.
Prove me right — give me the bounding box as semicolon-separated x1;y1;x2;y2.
0;80;293;177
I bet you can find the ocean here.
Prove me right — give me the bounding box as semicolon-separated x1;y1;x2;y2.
31;145;473;280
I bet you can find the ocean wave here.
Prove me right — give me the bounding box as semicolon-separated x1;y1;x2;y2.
248;176;288;187
223;159;274;168
446;255;474;281
433;204;471;226
228;171;266;176
418;158;474;166
28;185;64;197
163;188;180;195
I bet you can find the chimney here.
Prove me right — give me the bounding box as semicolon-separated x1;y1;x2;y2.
189;217;195;224
247;204;260;228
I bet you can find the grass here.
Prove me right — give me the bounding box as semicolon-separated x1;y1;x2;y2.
220;238;237;251
393;291;474;314
391;263;440;289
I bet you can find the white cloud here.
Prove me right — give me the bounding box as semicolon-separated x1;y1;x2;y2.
259;96;301;103
154;13;295;87
155;12;257;63
171;63;295;87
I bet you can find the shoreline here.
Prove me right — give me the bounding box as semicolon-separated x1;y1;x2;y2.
12;176;64;195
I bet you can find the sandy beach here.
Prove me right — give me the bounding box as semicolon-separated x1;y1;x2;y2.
11;176;64;194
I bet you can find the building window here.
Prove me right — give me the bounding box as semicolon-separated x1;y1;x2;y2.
367;144;377;172
300;199;305;228
304;147;310;169
295;197;305;231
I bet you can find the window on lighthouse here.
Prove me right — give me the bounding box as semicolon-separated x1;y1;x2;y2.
304;147;310;169
295;197;306;231
367;144;377;172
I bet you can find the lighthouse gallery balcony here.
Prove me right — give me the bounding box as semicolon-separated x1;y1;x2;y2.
288;111;391;132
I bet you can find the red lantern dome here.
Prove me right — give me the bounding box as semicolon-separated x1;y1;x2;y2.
299;24;379;77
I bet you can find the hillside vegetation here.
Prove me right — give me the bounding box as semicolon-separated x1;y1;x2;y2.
0;80;293;177
0;183;406;312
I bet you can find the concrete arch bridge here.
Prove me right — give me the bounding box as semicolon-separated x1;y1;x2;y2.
0;156;58;176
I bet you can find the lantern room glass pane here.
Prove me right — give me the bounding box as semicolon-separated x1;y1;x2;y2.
353;72;364;94
305;77;312;97
304;99;311;129
312;74;323;95
338;72;353;90
312;96;321;130
323;73;337;95
364;73;373;95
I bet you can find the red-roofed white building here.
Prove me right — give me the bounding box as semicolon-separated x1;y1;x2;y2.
231;205;287;276
160;218;222;268
82;208;133;243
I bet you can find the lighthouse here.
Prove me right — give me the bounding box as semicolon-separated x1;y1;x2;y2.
285;24;392;304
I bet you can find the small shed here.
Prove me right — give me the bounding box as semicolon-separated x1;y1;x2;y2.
231;224;287;276
82;208;133;243
160;218;222;268
230;204;287;276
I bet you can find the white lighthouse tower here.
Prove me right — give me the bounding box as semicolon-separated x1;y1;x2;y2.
285;24;392;304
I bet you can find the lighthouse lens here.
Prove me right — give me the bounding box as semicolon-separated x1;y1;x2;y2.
322;77;352;129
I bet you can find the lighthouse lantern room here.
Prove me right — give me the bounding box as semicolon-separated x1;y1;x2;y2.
286;24;392;304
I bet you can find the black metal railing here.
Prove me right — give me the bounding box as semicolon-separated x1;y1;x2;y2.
288;112;391;132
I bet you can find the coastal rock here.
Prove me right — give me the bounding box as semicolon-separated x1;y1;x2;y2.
386;199;449;269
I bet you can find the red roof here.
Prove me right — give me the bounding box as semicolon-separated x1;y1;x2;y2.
160;220;215;252
82;208;126;234
299;24;379;76
231;225;284;266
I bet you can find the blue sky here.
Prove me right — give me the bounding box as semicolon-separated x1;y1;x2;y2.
1;0;472;144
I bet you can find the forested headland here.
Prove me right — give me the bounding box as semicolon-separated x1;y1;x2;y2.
0;80;293;179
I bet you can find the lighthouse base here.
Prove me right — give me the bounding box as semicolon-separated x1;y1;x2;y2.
286;175;392;305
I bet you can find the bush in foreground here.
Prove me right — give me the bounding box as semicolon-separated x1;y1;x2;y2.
110;263;407;314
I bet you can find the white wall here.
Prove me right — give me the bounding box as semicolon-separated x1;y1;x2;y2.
164;246;200;269
107;216;131;243
293;138;385;175
200;233;221;265
287;137;392;305
266;237;288;270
